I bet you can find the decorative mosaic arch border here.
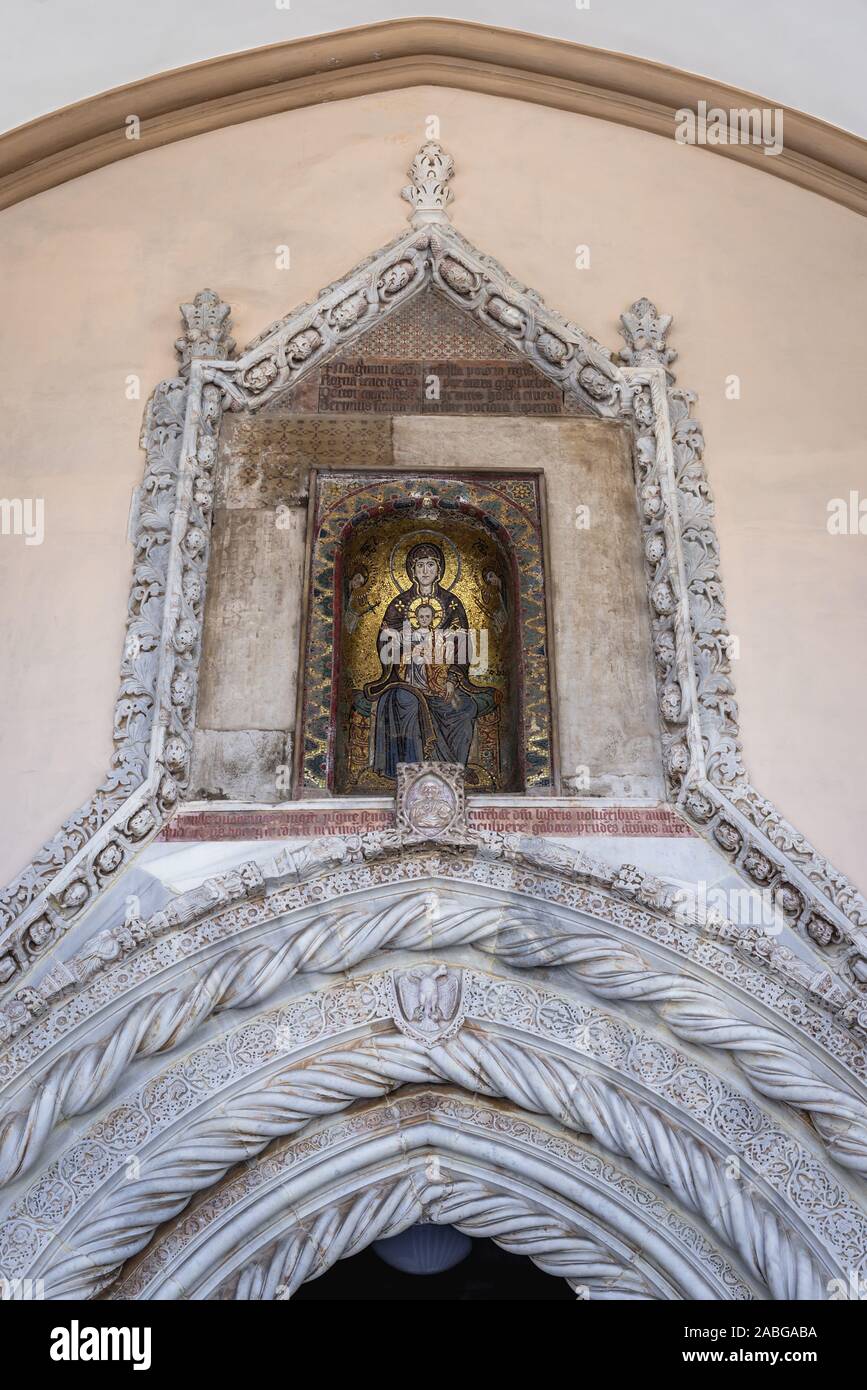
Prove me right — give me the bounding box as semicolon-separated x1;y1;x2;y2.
1;142;866;994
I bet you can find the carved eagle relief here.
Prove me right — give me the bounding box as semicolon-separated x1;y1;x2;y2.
393;965;464;1044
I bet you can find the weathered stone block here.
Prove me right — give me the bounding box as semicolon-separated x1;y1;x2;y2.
190;728;290;803
196;507;305;732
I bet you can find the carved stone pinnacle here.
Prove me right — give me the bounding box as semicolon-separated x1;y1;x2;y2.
618;297;677;377
175;288;236;376
401;142;455;227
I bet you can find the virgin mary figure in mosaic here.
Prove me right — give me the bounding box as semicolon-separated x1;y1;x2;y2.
365;540;498;780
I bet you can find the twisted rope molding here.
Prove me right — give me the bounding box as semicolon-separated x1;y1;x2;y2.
111;1090;751;1300
3;894;866;1188
227;1172;654;1300
8;839;863;1052
26;1029;827;1301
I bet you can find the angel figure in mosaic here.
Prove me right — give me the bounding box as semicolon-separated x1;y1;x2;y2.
343;564;376;635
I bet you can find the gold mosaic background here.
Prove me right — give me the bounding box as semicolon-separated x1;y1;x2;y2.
300;471;553;794
337;511;520;791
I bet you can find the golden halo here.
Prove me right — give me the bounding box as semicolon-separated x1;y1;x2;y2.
389;529;461;592
408;594;444;629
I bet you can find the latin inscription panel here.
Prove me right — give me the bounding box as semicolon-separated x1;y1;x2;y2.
317;359;564;414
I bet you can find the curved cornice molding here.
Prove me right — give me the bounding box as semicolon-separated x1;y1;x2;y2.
5;858;863;1065
1;18;866;215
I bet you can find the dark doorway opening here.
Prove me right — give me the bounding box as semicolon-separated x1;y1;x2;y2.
291;1235;574;1301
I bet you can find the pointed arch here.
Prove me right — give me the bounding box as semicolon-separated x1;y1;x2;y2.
2;861;864;1192
3;963;856;1301
109;1092;758;1301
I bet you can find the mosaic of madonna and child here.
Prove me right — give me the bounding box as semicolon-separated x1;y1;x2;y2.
335;512;521;792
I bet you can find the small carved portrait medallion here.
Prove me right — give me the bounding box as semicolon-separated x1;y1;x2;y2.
396;762;467;841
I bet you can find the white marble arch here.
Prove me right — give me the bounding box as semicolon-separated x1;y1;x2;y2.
108;1091;758;1302
3;963;857;1302
3;858;866;1199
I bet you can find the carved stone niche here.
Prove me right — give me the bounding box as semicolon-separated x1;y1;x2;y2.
4;140;867;998
396;762;469;842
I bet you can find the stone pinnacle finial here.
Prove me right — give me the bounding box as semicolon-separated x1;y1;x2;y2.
401;141;455;228
618;298;677;378
175;288;236;376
